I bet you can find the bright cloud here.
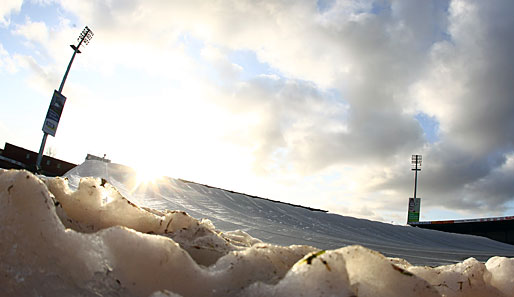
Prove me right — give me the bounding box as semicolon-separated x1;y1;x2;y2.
0;43;18;73
0;0;22;26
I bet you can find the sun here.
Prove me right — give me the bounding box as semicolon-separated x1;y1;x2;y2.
136;168;162;184
132;163;166;190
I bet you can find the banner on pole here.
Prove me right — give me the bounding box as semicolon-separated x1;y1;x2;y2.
407;197;421;223
42;90;67;137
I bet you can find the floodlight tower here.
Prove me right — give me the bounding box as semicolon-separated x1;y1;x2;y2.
407;154;422;224
412;154;422;199
36;26;94;173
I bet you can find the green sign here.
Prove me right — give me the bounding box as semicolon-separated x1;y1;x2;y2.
407;198;421;223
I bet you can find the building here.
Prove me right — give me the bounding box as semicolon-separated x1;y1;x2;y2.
0;142;77;176
85;153;111;163
410;217;514;245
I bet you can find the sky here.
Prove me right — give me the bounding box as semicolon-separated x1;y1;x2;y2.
1;0;514;224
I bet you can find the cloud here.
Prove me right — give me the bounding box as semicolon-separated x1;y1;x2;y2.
0;43;18;73
0;0;22;27
68;0;514;215
6;0;514;222
200;45;243;80
465;154;514;212
220;0;514;217
12;18;49;45
385;0;514;214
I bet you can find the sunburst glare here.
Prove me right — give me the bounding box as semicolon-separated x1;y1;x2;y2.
131;163;166;193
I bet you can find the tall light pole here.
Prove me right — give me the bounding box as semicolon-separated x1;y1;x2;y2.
411;154;422;199
407;154;422;224
36;26;94;173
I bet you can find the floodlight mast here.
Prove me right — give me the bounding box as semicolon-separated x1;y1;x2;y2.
411;154;422;199
36;26;94;173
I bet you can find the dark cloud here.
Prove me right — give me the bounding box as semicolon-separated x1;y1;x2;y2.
194;0;514;216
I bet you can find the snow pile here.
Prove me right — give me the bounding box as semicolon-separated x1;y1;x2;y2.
45;176;262;266
1;169;513;297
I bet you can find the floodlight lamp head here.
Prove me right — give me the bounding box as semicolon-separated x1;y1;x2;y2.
77;26;94;46
411;154;422;169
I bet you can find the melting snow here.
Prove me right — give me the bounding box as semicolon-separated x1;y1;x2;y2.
1;162;513;296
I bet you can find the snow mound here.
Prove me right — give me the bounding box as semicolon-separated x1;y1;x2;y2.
1;169;513;297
